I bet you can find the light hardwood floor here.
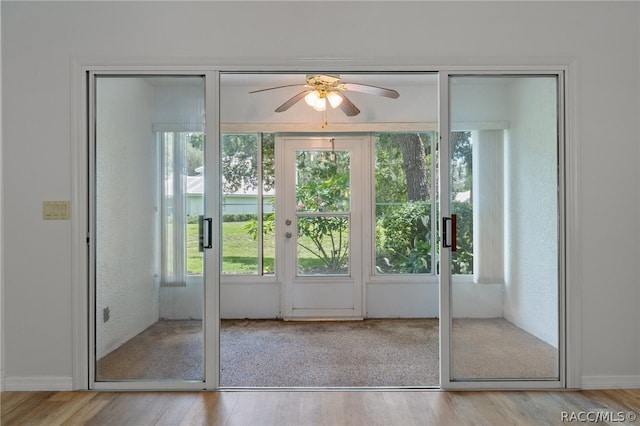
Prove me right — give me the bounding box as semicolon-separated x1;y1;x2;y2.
1;389;639;425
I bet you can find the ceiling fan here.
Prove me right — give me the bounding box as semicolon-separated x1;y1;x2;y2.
249;74;400;117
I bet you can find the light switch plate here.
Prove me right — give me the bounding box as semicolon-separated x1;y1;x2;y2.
43;201;71;220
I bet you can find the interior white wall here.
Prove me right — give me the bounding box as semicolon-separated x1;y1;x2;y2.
450;79;510;320
95;78;160;359
503;77;559;347
160;276;204;320
1;1;639;389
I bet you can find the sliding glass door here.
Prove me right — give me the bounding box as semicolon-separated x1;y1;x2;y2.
86;68;565;390
91;74;217;389
440;73;563;388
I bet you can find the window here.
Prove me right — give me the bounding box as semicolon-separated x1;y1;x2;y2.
374;132;436;274
450;131;473;275
159;131;205;284
373;130;474;275
221;133;275;275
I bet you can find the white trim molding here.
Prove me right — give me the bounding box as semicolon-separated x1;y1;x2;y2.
581;375;640;390
3;376;74;391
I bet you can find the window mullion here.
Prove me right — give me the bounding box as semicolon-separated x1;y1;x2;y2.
257;132;264;275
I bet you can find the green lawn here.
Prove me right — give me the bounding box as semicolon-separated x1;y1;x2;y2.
187;221;332;275
187;221;275;275
186;223;203;274
219;221;275;274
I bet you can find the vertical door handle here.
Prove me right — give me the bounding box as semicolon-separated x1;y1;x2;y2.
442;214;457;252
198;215;204;252
201;217;213;250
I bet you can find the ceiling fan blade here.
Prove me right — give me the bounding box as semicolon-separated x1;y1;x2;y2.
336;92;360;117
341;82;400;99
249;83;308;94
274;91;309;112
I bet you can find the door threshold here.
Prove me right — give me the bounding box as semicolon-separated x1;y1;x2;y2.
220;385;440;392
282;317;364;321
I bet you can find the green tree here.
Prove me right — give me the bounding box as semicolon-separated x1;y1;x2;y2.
450;131;473;274
451;131;472;193
221;133;275;193
374;133;434;273
397;133;430;201
295;151;350;273
186;132;204;176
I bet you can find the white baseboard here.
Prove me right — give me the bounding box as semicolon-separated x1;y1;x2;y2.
1;376;74;391
581;375;640;389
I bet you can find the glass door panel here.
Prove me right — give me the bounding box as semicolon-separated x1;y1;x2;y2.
94;75;205;382
447;75;560;381
295;149;351;276
296;216;350;275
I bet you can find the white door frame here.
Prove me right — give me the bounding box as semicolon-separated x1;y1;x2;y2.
72;62;578;390
276;134;369;320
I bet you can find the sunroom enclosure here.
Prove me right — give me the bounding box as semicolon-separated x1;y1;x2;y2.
91;71;562;389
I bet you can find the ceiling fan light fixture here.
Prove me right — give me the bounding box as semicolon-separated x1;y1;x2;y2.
312;97;327;111
327;91;343;109
304;90;321;107
251;73;398;119
305;90;327;111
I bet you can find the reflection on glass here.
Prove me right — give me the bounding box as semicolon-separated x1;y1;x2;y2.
297;216;350;275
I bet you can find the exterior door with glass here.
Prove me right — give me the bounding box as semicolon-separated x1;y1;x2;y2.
278;135;366;319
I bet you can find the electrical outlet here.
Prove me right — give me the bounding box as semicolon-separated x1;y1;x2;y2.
103;307;110;323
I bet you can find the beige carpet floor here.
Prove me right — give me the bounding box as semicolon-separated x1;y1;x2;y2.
221;319;439;387
96;320;204;382
452;318;559;380
96;318;558;387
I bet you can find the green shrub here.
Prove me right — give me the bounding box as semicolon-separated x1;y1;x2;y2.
223;213;257;223
450;201;473;274
376;202;431;274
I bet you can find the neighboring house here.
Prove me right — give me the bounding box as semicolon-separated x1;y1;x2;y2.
165;174;274;216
